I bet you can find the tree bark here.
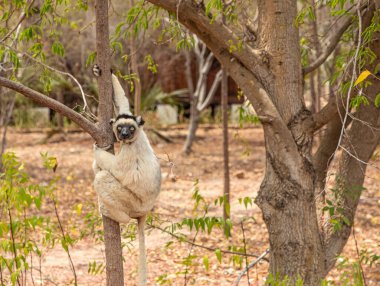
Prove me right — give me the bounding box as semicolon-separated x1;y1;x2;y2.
56;90;65;130
94;0;124;285
0;94;15;171
254;2;325;283
221;69;230;237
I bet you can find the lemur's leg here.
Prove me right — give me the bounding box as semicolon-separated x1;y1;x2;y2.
94;170;131;224
99;199;131;224
94;145;116;172
92;160;101;175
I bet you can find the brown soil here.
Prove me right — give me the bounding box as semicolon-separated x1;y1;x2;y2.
5;125;380;285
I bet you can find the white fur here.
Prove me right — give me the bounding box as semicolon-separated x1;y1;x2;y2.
93;74;159;286
93;129;161;223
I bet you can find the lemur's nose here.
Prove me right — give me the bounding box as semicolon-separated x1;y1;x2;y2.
121;128;131;139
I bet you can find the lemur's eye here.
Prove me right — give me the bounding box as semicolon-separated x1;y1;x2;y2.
130;126;135;131
117;126;122;131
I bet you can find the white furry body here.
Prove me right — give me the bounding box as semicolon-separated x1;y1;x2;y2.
92;73;160;286
93;129;161;223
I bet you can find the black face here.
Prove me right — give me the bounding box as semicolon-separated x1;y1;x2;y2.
116;124;136;141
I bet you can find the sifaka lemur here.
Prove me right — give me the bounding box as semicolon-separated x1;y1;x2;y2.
93;71;161;286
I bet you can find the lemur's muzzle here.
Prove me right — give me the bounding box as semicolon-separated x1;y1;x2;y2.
120;127;134;140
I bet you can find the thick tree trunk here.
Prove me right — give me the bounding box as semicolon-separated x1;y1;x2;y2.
254;1;327;284
255;160;326;285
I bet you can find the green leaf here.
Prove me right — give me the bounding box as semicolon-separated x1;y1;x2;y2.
51;41;65;57
215;249;222;264
342;216;351;226
354;70;371;86
203;255;209;272
350;95;369;108
374;93;380;108
86;51;97;67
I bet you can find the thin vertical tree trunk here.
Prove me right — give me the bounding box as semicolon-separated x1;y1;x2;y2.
0;95;15;171
130;0;141;116
311;14;322;114
221;69;230;237
183;52;198;154
95;1;124;285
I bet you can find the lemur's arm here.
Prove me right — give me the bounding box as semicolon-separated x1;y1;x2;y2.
94;145;116;172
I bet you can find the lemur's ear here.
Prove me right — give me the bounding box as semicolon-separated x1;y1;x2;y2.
109;118;115;125
136;116;145;126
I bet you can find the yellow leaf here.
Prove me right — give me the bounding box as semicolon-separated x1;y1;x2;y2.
76;203;83;215
354;70;372;86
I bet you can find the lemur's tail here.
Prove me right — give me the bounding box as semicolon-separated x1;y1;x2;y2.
137;215;147;286
111;74;132;115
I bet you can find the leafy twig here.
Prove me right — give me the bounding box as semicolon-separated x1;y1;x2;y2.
148;223;269;261
6;185;22;286
352;223;367;286
240;222;250;286
52;198;78;285
184;211;206;286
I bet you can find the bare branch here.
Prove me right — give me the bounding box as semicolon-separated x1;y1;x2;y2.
303;17;352;75
197;69;222;111
149;223;269;261
303;3;371;75
0;76;102;142
233;249;270;286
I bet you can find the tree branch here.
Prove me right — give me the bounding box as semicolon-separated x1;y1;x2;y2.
147;0;273;93
302;97;338;133
0;76;102;141
303;4;370;75
197;69;222;111
150;0;302;169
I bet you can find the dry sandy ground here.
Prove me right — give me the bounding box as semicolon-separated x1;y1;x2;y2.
4;125;380;285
